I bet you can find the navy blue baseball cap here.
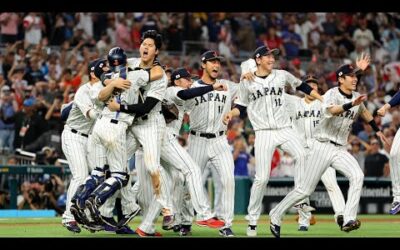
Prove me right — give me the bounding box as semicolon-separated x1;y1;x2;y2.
88;59;107;79
253;45;280;59
171;68;193;81
336;64;358;79
201;50;225;63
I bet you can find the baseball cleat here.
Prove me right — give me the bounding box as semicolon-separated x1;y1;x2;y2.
82;222;104;233
196;217;225;228
62;221;81;233
219;227;235;237
294;203;316;212
70;203;90;226
135;228;162;237
101;216;118;229
390;202;400;215
162;215;175;230
298;226;308;231
179;225;192;236
85;197;102;225
246;225;257;237
116;207;141;228
172;224;182;232
342;219;361;232
336;215;344;230
116;225;136;234
270;223;281;238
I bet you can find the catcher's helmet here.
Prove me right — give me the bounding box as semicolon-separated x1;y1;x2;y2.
108;47;127;72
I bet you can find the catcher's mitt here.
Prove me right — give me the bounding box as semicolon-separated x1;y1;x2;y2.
161;101;179;123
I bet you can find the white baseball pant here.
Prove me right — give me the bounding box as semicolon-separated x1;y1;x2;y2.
61;126;90;223
188;134;235;228
247;127;306;226
269;140;364;226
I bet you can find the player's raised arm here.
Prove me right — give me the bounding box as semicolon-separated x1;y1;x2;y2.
359;104;390;147
377;90;400;117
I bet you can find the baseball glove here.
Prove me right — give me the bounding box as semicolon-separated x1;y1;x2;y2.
161;101;179;124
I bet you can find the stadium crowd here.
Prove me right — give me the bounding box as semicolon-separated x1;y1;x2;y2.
0;12;399;210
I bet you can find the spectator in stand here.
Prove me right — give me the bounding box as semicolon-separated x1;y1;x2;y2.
13;97;48;149
233;136;252;177
23;13;45;48
364;138;389;177
0;12;19;44
353;17;375;54
115;15;133;51
0;85;18;151
281;23;302;58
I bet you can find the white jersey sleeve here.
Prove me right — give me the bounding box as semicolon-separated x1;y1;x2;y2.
234;79;250;107
145;73;168;101
74;84;93;119
223;79;239;102
283;70;302;89
127;69;150;90
321;89;336;119
165;86;185;106
240;58;257;76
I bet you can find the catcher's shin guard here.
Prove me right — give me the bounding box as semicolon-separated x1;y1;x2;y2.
89;176;124;206
72;168;106;209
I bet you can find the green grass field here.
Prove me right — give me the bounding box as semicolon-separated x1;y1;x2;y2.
0;214;400;237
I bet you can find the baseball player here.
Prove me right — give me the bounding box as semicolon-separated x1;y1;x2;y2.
285;74;346;231
268;54;390;238
180;50;244;237
377;82;400;214
225;45;323;237
61;58;109;233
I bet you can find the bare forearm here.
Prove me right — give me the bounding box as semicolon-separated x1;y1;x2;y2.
98;82;115;101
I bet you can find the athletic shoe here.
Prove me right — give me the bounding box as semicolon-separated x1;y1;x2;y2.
62;221;81;233
135;228;162;237
246;225;257;237
270;223;281;238
298;226;308;231
342;219;361;232
172;224;181;232
162;215;174;230
336;215;344;230
219;227;235;237
116;225;136;234
179;225;192;236
196;217;225;228
294;203;316;212
390;202;400;215
116;207;141;227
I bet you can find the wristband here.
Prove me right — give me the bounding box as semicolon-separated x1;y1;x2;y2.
368;120;380;132
342;102;353;111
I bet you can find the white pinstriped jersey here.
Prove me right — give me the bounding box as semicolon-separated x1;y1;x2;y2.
285;94;322;148
128;58;168;114
100;67;150;124
164;86;194;136
89;81;106;111
66;82;98;134
314;87;366;146
235;69;302;131
186;79;238;133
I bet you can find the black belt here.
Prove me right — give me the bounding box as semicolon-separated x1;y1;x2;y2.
190;130;224;139
71;128;88;138
110;119;118;124
329;140;342;147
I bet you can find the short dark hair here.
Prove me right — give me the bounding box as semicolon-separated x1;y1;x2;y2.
141;30;163;50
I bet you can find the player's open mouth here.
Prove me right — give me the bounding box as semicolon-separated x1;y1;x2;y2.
143;51;148;55
212;69;218;73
